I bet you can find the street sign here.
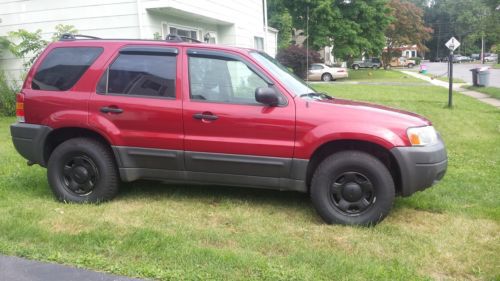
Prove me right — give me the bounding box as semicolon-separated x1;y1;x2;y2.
445;37;460;51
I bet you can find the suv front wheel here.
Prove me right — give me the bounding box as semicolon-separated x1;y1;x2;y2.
47;138;119;203
310;151;395;226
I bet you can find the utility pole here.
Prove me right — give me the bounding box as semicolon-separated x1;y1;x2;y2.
306;6;309;82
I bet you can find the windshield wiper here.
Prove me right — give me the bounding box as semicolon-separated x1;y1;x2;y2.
299;92;334;100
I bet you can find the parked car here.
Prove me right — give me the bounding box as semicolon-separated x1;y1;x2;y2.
10;34;447;226
471;54;480;61
351;58;382;70
452;55;472;63
307;63;348;81
385;57;416;69
485;54;498;62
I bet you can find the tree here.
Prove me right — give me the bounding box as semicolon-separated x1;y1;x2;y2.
8;29;48;69
52;24;78;41
280;0;392;61
276;45;321;77
268;0;293;50
384;0;432;66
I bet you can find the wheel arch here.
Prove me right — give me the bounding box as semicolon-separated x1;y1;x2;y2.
43;127;114;165
305;139;402;195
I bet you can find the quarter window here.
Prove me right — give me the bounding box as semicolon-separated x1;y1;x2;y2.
32;47;102;91
97;53;176;98
189;56;269;104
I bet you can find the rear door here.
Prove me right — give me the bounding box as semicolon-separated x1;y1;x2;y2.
182;49;295;178
88;46;184;171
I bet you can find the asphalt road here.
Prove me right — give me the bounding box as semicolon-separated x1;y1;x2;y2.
0;255;145;281
420;62;500;87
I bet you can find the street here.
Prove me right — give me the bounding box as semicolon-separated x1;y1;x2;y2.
420;62;500;87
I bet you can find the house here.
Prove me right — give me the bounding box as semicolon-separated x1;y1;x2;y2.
384;45;420;58
0;0;278;80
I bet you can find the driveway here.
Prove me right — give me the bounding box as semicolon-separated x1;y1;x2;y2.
420;62;500;87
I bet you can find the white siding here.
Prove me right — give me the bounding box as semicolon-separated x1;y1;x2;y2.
0;0;277;80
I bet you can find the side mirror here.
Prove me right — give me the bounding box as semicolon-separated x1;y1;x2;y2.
255;87;280;106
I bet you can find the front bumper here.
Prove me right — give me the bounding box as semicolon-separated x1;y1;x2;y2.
10;123;52;167
390;137;448;197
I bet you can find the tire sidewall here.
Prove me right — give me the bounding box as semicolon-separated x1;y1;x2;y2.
322;73;332;82
311;151;395;226
48;139;118;203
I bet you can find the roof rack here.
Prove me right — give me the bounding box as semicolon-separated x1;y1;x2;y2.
59;33;102;41
165;34;201;43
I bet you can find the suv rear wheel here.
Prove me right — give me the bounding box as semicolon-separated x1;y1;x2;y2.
310;150;395;226
352;64;360;70
47;138;119;203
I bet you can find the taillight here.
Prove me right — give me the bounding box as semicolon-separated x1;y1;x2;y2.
16;93;25;122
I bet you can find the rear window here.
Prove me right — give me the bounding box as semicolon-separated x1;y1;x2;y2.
32;47;102;91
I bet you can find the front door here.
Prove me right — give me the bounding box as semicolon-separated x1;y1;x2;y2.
182;49;295;178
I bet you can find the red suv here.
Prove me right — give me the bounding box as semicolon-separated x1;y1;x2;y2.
10;34;447;226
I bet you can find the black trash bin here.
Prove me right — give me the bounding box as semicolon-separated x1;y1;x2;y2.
470;68;479;86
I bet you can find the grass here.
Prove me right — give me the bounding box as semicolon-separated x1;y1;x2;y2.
464;85;500;100
346;69;425;83
1;76;499;280
492;64;500;69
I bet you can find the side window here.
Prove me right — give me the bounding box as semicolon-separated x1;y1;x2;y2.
188;56;268;104
97;53;176;98
32;47;102;91
310;64;323;70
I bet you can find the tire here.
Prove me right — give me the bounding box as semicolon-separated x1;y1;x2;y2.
408;64;414;68
321;73;333;82
47;137;119;203
353;65;359;70
310;151;395;226
385;65;392;70
372;65;378;70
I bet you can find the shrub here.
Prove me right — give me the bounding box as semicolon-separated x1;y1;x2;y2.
276;45;321;78
0;72;19;117
409;57;422;65
8;29;48;69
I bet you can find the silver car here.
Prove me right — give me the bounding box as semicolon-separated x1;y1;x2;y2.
307;63;349;81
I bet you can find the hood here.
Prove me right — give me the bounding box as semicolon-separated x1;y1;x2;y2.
301;97;430;129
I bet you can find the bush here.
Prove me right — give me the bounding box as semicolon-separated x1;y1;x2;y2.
276;45;321;78
409;57;422;65
0;72;19;116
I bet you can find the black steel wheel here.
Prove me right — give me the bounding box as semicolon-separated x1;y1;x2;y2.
310;150;395;226
329;171;375;215
48;138;119;203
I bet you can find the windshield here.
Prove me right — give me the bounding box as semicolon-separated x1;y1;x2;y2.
250;51;315;97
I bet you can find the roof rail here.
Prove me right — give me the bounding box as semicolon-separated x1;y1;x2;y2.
59;33;102;41
165;34;201;43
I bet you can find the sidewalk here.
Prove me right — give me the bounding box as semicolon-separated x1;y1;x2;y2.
400;70;500;108
0;255;146;281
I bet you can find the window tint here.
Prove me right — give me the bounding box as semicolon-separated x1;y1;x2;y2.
98;53;176;98
189;56;268;104
32;47;102;91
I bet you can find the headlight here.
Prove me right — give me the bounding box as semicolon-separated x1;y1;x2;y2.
407;126;438;146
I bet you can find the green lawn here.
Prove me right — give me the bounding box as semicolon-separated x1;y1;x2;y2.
465;85;500;100
346;69;425;83
492;64;500;69
0;77;499;280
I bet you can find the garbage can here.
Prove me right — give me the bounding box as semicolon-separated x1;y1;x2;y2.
470;68;479;86
477;67;490;87
420;64;428;74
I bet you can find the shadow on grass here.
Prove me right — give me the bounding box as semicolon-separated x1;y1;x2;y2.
117;179;312;208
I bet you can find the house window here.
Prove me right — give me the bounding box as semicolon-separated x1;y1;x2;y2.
162;23;198;40
254;36;264;51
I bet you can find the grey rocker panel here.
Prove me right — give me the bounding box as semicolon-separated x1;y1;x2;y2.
112;146;308;192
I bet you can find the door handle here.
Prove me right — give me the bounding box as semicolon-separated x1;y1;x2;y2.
100;106;123;114
193;112;218;121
